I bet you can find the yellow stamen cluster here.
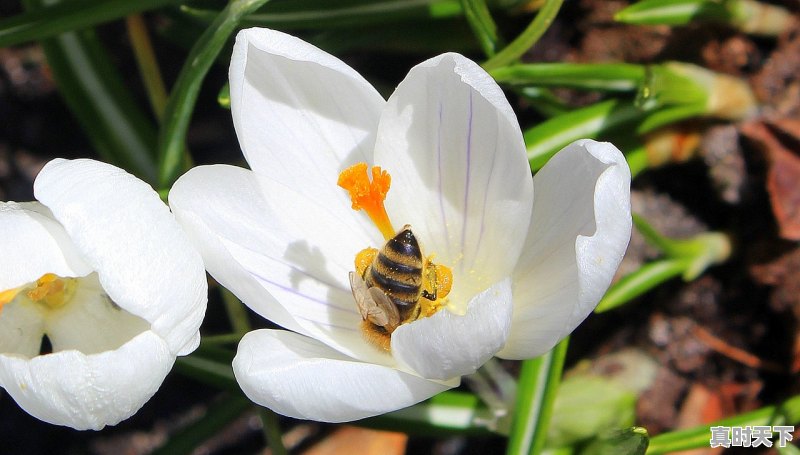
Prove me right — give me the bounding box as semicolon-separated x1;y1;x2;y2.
0;288;22;315
337;163;396;240
0;273;77;315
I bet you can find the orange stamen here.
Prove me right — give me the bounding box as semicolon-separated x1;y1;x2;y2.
338;163;396;240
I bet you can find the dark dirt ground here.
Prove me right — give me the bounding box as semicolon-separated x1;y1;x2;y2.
1;0;799;454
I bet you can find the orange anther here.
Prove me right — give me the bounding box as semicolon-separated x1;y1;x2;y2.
338;163;396;240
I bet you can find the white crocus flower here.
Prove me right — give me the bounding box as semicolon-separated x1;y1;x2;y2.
169;28;631;423
0;159;207;430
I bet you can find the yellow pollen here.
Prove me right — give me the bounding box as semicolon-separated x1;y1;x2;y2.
25;273;75;309
338;163;396;240
0;287;22;315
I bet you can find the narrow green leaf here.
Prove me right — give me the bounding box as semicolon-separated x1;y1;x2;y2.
126;14;169;121
483;0;564;71
584;427;649;455
491;63;646;92
617;0;792;36
357;391;496;436
632;214;675;254
614;0;731;26
174;354;239;391
647;394;800;454
516;87;570;117
23;0;158;184
595;259;689;313
157;0;271;190
635;103;708;134
624;145;648;178
181;0;464;30
507;339;569;455
1;0;184;47
151;394;252;455
258;407;288;455
525;99;643;171
461;0;501;57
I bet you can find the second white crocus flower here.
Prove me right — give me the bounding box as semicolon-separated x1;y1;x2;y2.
169;28;631;423
0;159;207;430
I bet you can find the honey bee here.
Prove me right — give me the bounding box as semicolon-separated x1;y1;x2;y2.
349;225;452;351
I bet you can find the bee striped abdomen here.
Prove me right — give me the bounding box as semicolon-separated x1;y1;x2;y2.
364;227;424;321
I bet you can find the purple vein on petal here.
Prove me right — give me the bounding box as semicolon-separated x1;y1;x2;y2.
249;269;359;316
293;314;360;332
460;90;474;262
436;100;451;259
472;133;498;267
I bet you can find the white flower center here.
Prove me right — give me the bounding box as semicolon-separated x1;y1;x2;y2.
0;273;149;358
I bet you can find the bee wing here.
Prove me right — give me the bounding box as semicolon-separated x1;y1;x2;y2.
367;287;400;332
349;272;372;320
349;272;400;332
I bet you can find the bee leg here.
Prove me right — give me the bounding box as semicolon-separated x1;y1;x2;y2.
421;264;438;301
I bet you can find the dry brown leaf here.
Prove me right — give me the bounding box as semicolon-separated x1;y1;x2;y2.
741;118;800;240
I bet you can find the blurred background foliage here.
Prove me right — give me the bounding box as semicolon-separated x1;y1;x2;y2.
0;0;799;454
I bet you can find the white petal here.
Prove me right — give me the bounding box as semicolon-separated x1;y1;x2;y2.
170;165;389;365
45;273;150;354
391;278;512;380
0;201;91;290
374;53;532;314
230;27;384;210
499;140;631;359
33;159;207;356
0;299;46;358
0;330;173;430
233;329;454;423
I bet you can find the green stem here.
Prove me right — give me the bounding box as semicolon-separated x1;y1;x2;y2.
217;288;287;455
357;391;496;436
461;0;500;57
221;288;251;337
258;407;288;455
506;338;569;455
595;258;689;313
157;0;270;190
483;0;564;71
201;333;243;346
491;63;646;92
125;14;168;120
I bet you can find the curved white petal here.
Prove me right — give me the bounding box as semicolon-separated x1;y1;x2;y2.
499;140;631;359
231;27;385;210
233;329;454;423
33;159;207;356
0;201;91;290
170;165;389;365
0;330;174;430
374;53;532;314
45;273;150;354
391;278;512;380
